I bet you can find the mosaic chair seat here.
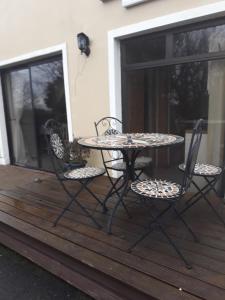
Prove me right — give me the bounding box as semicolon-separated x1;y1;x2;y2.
129;119;204;269
178;161;225;227
64;167;105;180
131;179;183;199
179;163;222;177
44;119;105;228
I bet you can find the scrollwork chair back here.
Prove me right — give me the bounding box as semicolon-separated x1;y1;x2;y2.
43;119;69;176
94;117;123;172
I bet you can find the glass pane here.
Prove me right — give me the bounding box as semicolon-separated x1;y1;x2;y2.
123;35;166;64
122;69;146;133
169;62;209;130
30;58;67;170
123;67;180;172
174;23;225;57
169;59;225;194
4;69;38;167
123;59;225;193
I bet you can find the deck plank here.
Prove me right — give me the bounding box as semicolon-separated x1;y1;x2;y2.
0;206;198;300
0;166;224;299
0;225;125;300
0;196;223;299
1;185;224;272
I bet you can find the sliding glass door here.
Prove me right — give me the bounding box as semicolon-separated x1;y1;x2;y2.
121;18;225;190
2;56;67;170
3;68;38;168
30;58;67;170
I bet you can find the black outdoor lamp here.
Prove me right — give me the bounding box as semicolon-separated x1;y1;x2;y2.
77;32;90;56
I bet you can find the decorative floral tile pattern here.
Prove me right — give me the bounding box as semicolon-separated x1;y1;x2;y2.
131;179;182;199
50;133;65;160
64;167;105;180
179;163;222;176
79;133;183;150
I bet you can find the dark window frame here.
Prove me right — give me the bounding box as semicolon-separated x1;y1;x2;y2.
121;16;225;195
121;16;225;71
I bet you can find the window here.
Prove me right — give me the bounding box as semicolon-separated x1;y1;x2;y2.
174;23;225;57
121;18;225;194
123;34;165;64
2;55;67;171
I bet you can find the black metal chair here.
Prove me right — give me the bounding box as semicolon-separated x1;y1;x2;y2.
43;119;105;228
128;119;204;269
94;117;152;185
178;161;225;226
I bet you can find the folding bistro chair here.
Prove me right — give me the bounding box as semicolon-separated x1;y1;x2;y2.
44;119;105;228
128;119;204;269
94;117;152;197
178;161;225;226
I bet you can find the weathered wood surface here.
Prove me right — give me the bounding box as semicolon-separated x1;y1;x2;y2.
0;165;225;299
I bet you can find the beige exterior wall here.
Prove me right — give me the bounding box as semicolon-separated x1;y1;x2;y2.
0;0;224;165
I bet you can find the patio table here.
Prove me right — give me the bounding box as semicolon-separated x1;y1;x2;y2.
78;133;184;233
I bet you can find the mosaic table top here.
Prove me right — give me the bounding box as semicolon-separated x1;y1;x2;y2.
78;133;184;150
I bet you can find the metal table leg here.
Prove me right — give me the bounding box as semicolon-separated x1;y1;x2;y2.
106;149;141;234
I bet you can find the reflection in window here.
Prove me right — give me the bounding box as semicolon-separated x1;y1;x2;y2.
121;20;225;193
30;58;67;170
3;56;67;171
169;62;209;132
31;59;66;124
122;59;225;173
174;24;225;57
4;69;38;167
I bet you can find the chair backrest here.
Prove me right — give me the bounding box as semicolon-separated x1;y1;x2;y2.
181;119;204;192
43;119;68;175
94;117;122;136
94;117;123;169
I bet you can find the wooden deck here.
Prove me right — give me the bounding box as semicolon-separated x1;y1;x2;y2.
0;166;225;299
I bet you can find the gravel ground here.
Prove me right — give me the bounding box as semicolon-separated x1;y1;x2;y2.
0;244;92;300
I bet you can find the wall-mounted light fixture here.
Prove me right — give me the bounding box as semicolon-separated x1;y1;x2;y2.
77;32;90;56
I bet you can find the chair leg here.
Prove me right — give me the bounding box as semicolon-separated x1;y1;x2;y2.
127;203;172;251
54;183;85;226
192;180;225;227
179;194;202;216
103;175;124;211
185;178;215;206
121;198;132;218
104;175;131;218
127;227;154;252
157;222;192;269
124;170;143;196
107;180;129;234
135;170;143;180
179;181;215;217
127;204;192;269
205;177;219;196
148;203;172;226
204;197;225;226
173;208;199;242
84;182;105;208
54;180;102;229
204;177;225;205
73;189;102;229
185;188;203;206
